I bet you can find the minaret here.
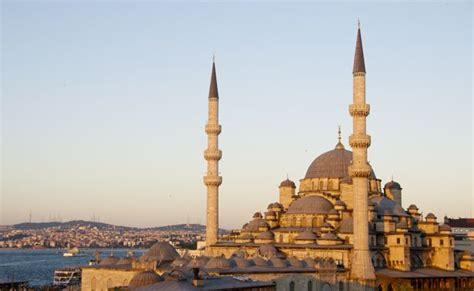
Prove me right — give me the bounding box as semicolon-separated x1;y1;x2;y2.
204;58;222;248
348;22;376;281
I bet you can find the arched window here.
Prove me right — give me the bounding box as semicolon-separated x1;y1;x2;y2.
428;238;432;246
290;281;295;291
292;217;297;227
440;239;444;246
397;238;400;244
307;281;313;291
414;237;418;246
319;180;324;190
322;283;332;291
279;234;284;243
301;217;307;227
339;281;344;291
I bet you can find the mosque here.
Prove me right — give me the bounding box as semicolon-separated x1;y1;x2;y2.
81;25;474;290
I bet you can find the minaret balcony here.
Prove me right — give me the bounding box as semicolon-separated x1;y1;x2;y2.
349;134;371;148
205;124;222;134
349;104;370;117
348;165;372;178
204;175;222;186
204;149;222;161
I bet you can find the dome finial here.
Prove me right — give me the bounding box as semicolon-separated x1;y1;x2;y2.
335;125;345;150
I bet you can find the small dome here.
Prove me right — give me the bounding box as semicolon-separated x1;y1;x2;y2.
303;257;316;268
205;256;233;269
265;210;276;216
172;257;190;268
116;257;132;265
234;257;253;268
320;232;338;240
408;204;418;210
305;148;376;179
129;271;162;288
253;212;263;219
251;256;269;267
287;195;334;214
288;257;304;268
269;257;288;268
296;230;317;241
439;224;451;232
280;179;296;188
99;256;119;265
384;180;402;190
142;242;179;262
426;213;437;219
335;200;345;206
187;256;208;268
257;231;274;240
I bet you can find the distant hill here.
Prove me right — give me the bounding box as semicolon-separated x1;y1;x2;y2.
12;221;224;232
13;220;135;231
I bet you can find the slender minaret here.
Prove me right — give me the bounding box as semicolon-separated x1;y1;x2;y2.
204;58;222;248
348;22;376;281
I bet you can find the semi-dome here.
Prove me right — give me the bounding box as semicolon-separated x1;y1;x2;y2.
129;271;162;288
296;230;317;241
370;196;408;217
305;147;376;179
287;195;333;214
142;242;179;262
257;231;274;240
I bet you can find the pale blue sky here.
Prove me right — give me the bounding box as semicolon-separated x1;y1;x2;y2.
1;1;472;228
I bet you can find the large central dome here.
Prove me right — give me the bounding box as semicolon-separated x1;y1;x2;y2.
304;145;376;179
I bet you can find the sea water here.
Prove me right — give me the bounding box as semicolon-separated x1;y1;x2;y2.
0;248;145;286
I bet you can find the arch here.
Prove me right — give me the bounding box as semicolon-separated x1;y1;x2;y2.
319;180;324;190
414;236;418;246
307;280;313;291
279;234;284;243
387;283;394;291
410;253;423;268
289;281;295;291
376;285;383;291
122;278;128;286
292;217;297;227
91;277;97;291
371;252;386;268
322;283;332;291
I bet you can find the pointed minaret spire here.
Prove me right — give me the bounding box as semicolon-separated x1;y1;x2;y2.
208;57;219;99
204;58;222;251
353;21;366;74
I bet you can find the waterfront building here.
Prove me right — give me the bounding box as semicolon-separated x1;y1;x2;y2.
81;25;474;290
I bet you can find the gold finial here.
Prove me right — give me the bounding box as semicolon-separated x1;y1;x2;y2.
212;53;216;63
335;125;345;150
357;18;360;29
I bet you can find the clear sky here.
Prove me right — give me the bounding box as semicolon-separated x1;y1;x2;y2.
1;1;472;229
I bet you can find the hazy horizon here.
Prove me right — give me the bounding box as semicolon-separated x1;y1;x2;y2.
2;2;472;229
